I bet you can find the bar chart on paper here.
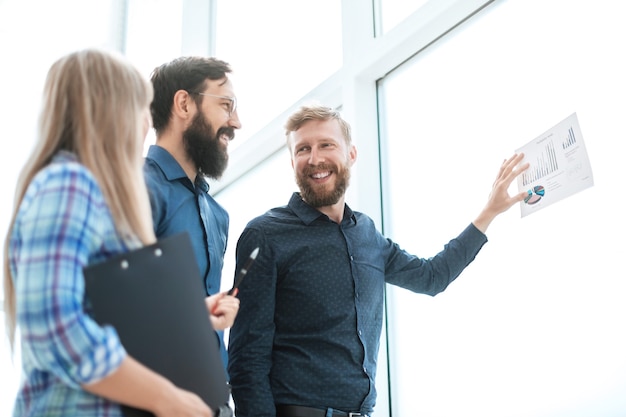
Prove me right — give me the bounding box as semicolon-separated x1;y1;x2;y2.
515;112;594;217
520;140;559;186
562;126;577;149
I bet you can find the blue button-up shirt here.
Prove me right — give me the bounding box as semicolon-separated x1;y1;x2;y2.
144;145;230;367
228;192;488;416
9;152;129;417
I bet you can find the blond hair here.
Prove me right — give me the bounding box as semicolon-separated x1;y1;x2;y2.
284;103;352;149
3;49;156;348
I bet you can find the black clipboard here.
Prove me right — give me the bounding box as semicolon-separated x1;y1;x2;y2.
83;232;231;416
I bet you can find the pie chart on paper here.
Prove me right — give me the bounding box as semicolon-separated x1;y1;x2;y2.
524;185;545;205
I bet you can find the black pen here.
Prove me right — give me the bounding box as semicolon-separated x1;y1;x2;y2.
228;247;259;295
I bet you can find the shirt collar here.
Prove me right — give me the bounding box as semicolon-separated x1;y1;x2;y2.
53;150;78;163
288;192;356;226
194;175;210;194
146;145;190;183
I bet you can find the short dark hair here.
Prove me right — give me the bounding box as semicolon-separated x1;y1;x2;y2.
149;56;232;134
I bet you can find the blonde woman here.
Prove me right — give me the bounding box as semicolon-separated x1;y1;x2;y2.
3;49;213;417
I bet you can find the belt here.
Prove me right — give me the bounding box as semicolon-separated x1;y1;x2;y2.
276;404;369;417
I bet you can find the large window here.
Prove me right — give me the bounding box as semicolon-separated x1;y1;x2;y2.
379;0;626;415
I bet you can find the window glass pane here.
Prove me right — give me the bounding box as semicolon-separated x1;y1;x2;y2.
214;0;342;150
379;1;626;416
124;0;185;152
215;148;295;294
125;0;184;78
378;0;429;34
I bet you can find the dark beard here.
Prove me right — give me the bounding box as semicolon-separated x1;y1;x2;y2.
296;162;350;207
182;112;234;179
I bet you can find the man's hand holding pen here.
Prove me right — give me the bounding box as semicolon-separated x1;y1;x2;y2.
205;293;240;330
205;247;259;330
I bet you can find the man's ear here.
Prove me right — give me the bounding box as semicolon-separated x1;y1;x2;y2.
172;89;194;120
348;144;358;166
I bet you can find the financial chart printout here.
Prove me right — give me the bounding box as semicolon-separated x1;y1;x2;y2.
515;112;594;217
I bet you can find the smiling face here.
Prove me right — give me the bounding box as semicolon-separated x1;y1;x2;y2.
183;77;241;179
289;118;357;208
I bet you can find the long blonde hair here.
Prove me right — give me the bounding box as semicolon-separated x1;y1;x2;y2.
3;48;156;348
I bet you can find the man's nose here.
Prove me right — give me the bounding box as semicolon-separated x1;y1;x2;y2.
308;147;324;165
228;109;242;129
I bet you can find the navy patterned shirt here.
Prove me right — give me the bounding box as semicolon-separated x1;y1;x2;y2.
228;192;488;416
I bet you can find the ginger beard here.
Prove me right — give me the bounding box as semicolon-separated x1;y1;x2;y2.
296;159;351;208
183;111;234;180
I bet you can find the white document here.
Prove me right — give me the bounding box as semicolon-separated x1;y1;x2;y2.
515;112;594;217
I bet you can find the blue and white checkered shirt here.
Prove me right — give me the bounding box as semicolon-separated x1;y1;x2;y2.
9;151;130;417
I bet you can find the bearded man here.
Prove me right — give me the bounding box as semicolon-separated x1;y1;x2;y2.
144;56;241;371
228;104;529;417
